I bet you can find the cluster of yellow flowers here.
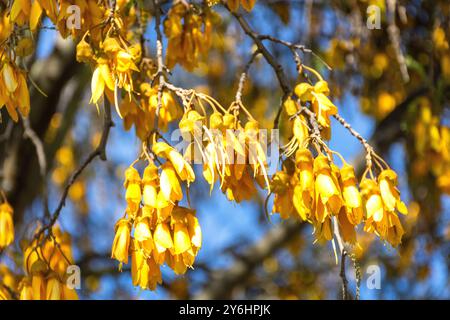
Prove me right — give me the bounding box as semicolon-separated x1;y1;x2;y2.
412;101;450;195
0;7;32;122
111;145;201;290
9;0;109;38
178;103;270;201
0;201;14;249
19;227;78;300
271;148;407;247
294;79;338;140
164;3;219;71
0;61;30;122
85;36;141;105
119;84;181;140
270;78;408;247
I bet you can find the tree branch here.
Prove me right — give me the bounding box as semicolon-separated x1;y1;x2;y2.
33;98;113;240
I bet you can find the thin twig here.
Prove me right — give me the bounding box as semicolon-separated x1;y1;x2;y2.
332;216;349;300
333;113;373;168
235;50;261;103
153;0;166;132
32;97;113;241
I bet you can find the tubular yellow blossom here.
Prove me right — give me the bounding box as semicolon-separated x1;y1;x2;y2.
313;155;342;222
160;162;183;202
293;149;315;220
154;223;174;250
31;274;46;300
46;274;62;300
124;167;142;214
152;142;195;184
111;218;132;265
19;278;33;300
378;169;408;215
173;222;191;255
340;164;363;225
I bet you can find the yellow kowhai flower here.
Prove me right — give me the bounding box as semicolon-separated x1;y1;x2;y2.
313;216;333;243
152;142;195;184
170;206;201;255
142;163;159;208
378;169;408;215
186;210;202;252
313;155;343;223
271;170;295;219
137;209;156;255
1;63;30;121
160;162;183;202
0;12;13;43
173;222;192;255
111;218;132;265
295;80;337;139
134;216;152;243
30;0;43;31
131;242;162;290
340;164;364;225
221;166;257;203
147;86;181;132
124;167;142;214
293;115;309;149
385;210;405;247
76;38;94;63
18;278;33;300
31;274;46;300
41;229;74;278
10;0;31;26
46;273;62;300
90;62;115;105
360;179;384;223
0;202;14;248
293;149;314;221
179;109;205;137
360;178;404;246
153;222;174;252
164;4;218;70
337;206;357;244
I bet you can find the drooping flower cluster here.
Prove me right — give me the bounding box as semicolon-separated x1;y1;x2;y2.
179;108;269;202
271;76;408;247
20;226;78;300
0;60;30;122
119;84;181;140
111;147;201;290
164;2;219;71
272;147;407;247
294;79;338;140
